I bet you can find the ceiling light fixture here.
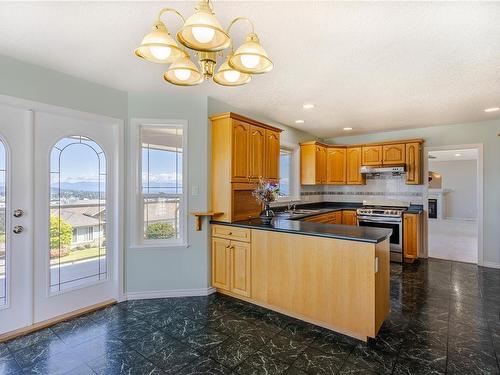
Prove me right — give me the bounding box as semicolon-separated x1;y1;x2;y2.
343;127;353;131
303;104;315;110
135;1;273;87
454;153;461;157
484;107;500;113
295;120;305;124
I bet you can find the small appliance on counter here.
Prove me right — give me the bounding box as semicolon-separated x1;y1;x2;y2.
356;199;410;263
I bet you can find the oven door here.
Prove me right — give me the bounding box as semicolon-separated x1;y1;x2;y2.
357;217;403;262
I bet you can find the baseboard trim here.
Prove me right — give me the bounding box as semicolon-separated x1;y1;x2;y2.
126;287;216;300
482;261;500;269
0;299;116;342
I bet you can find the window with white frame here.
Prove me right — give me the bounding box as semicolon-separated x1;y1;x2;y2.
140;125;185;244
279;142;300;201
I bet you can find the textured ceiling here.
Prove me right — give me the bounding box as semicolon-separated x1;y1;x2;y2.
1;1;500;137
429;149;478;162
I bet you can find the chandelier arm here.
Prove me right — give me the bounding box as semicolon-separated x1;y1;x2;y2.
227;17;255;36
157;8;186;24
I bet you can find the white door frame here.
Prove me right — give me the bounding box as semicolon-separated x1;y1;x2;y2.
0;94;125;327
422;143;484;265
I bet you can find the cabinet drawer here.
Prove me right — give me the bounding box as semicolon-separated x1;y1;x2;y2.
212;225;251;242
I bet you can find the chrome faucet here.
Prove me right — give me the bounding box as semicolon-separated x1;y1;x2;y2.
287;202;297;213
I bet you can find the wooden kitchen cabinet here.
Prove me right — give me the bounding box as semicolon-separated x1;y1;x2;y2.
211;237;231;291
212;225;251;297
231;121;250;182
211;113;282;222
362;145;383;166
382;144;405;165
303;211;342;224
327;147;346;184
265;129;280;181
300;142;327;185
403;213;421;262
248;125;265;180
405;142;422;184
346;147;365;185
342;210;357;225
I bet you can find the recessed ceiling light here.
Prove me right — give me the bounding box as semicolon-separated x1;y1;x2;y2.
343;127;353;131
295;120;305;124
484;107;499;112
454;153;461;157
303;103;315;109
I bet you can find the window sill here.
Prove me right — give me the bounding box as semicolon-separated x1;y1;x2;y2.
128;243;189;251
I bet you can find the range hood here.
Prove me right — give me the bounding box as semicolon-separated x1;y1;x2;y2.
360;166;406;174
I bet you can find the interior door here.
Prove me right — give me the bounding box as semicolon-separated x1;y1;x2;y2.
0;104;34;334
33;111;120;323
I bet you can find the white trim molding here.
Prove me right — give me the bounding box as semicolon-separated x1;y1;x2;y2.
126;287;216;300
482;262;500;270
423;143;484;266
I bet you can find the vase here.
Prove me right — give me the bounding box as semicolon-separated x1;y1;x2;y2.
259;203;275;225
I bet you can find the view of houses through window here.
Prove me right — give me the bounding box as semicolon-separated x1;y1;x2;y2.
141;126;183;242
50;136;107;293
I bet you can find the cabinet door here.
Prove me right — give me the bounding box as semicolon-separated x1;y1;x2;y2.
334;211;343;224
405;142;421;185
265;130;280;181
231;120;249;182
346;147;365;185
231;241;251;297
383;144;405;164
362;146;383;166
342;210;357;225
326;148;346;184
316;146;327;184
403;213;420;261
300;144;317;185
249;126;265;180
212;238;231;291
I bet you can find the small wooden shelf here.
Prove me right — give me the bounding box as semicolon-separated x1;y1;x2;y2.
191;212;223;231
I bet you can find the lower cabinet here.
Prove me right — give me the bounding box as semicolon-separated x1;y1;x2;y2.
303;211;342;224
211;226;251;297
403;213;421;262
342;210;357;225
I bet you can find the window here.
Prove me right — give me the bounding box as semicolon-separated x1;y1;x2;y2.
279;142;300;201
50;136;107;293
0;140;6;306
140;125;185;244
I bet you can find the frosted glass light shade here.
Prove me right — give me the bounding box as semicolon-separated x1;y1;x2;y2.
213;55;251;86
229;33;273;74
164;53;203;86
135;21;183;64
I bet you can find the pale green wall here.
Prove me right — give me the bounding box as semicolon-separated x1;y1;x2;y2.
324;120;500;265
0;55;127;119
126;92;211;292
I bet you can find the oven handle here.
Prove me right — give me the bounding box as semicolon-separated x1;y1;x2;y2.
357;216;402;224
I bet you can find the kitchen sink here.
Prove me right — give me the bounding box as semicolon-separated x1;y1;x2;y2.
292;209;321;214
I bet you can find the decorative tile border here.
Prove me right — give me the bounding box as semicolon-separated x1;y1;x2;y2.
301;191;422;197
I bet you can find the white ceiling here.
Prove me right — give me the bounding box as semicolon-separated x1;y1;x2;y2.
428;149;478;162
1;1;500;138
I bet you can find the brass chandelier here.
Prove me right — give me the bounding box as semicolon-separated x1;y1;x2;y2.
134;0;273;87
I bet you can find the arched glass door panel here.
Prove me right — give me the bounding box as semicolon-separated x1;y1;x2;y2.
49;136;106;293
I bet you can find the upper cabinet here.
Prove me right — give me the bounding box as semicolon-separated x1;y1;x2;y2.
300;142;327;185
248;125;265;181
346;147;365;185
265;130;280;181
326;148;346;184
211;112;282;222
405;142;422;184
382;144;405;165
362;145;383;166
231;121;250;182
301;139;423;186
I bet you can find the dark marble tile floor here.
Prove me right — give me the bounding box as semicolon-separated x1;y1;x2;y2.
1;258;499;374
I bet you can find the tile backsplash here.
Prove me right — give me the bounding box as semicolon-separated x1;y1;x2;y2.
300;174;424;204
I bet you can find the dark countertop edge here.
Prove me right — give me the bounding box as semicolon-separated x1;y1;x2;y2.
274;201;424;215
210;220;391;244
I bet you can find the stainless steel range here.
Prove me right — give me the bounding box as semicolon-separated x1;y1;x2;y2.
356;199;410;263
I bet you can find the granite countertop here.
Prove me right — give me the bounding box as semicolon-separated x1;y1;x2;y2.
211;218;392;244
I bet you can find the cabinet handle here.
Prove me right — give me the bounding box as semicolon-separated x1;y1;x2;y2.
228;232;232;235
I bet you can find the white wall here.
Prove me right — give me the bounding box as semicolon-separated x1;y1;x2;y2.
429;160;477;220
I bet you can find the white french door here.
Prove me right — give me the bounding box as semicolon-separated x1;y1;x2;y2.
0;104;33;334
0;99;122;334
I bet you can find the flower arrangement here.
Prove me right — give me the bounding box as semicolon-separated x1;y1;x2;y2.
252;178;280;204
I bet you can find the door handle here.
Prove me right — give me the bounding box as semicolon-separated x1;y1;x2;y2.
13;209;24;218
13;225;24;234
